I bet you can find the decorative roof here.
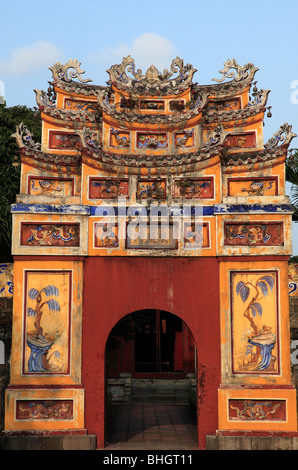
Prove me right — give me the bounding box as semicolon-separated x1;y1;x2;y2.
106;55;196;95
19;146;81;168
11;120;296;172
12;58;296;174
37;58;270;127
48;57;259;98
50;58;93;84
223;123;296;167
50;59;105;95
11;123;81;168
35;89;101;124
212;59;259;83
97;88;208;125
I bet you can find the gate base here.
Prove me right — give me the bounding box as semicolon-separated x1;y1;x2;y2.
206;432;298;450
0;433;96;450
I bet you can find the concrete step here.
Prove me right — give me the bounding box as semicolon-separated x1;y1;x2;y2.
130;383;191;403
129;394;189;403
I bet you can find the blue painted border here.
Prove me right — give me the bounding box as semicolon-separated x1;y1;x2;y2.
11;203;294;216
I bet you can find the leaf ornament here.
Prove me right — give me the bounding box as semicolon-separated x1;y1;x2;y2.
45;298;60;312
41;285;59;297
250;302;262;317
28;288;40;300
257;276;274;295
27;307;36;317
236;281;250;303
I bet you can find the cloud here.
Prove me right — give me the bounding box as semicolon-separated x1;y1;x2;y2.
0;41;64;77
88;33;179;73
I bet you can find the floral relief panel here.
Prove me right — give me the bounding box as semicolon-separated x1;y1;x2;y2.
173;177;214;199
28;177;74;197
89;178;129;199
228;399;286;421
21;223;80;247
228;177;278;197
49;131;81;150
224;223;283;246
224;132;256;149
16;400;74;420
231;271;279;375
94;223;119;248
23;271;72;375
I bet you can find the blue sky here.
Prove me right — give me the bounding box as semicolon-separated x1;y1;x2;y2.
1;0;298;253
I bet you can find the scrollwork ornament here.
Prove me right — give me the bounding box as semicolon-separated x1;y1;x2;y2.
204;125;226;147
265;123;297;149
34;89;56;109
50;59;92;84
248;88;270;107
11;123;41;149
79;127;100;149
106;56;197;92
212;59;259;83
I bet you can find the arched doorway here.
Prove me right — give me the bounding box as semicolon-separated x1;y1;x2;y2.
82;256;220;449
107;309;196;376
105;309;198;448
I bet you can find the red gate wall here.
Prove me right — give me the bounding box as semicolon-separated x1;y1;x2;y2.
82;256;220;449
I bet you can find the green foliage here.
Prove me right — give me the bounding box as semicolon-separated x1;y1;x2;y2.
0;103;41;261
286;149;298;222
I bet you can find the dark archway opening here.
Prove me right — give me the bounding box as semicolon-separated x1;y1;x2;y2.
105;309;198;448
106;309;196;378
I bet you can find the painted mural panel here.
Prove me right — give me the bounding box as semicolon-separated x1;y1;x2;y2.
89;178;129;199
224;132;256;149
64;98;97;112
21;223;80;247
126;223;178;249
139;99;165;111
228;399;286;421
183;222;210;249
173;177;214;199
16;400;74;420
23;270;72;375
28;177;74;196
137;180;166;199
110;128;130;148
289;263;298;297
94;222;119;248
231;271;279;375
228;178;278;197
49;131;81;150
174;129;194;148
137;132;167;148
169;100;185;112
224;223;283;246
0;263;13;297
206;97;241;113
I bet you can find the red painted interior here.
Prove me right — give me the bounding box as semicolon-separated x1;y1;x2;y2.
82;256;221;449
